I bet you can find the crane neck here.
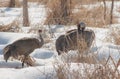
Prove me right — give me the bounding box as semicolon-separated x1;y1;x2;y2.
38;33;44;47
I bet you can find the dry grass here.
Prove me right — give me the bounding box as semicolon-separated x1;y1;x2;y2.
28;0;98;5
74;0;98;4
0;0;47;7
56;35;97;64
0;19;21;32
0;0;10;7
106;26;120;45
0;0;118;27
0;0;21;7
73;39;98;64
54;52;120;79
28;0;48;4
45;0;74;25
45;0;118;27
53;34;120;79
107;27;120;45
72;5;118;27
14;0;21;7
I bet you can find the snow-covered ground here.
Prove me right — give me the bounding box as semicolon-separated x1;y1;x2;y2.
0;2;120;79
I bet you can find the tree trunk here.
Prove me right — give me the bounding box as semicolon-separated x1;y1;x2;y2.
23;0;29;26
9;0;15;7
60;0;71;24
61;0;66;17
110;0;114;24
103;0;106;20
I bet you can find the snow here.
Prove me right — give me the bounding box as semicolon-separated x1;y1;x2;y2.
0;1;120;79
0;66;55;79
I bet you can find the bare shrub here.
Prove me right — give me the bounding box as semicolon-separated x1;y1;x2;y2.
0;0;11;7
72;5;117;27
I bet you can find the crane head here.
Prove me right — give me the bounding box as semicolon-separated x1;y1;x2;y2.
38;29;42;33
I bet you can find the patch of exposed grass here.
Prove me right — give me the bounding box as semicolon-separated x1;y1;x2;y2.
0;19;21;32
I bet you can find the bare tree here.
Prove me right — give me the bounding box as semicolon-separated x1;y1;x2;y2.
110;0;114;24
9;0;15;7
23;0;29;26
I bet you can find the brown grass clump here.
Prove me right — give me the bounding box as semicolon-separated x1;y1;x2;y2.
27;0;48;4
53;35;120;79
0;0;10;7
0;19;21;32
74;39;97;64
14;0;21;7
107;27;120;45
0;0;47;7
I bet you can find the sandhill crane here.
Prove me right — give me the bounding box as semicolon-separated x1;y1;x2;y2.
3;29;44;67
55;22;95;55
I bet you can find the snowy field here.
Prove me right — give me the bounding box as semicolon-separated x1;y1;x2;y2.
0;2;120;79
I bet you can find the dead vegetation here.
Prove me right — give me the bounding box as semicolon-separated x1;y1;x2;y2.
72;5;117;27
44;0;118;27
53;52;120;79
0;0;21;7
107;26;120;45
0;19;21;32
0;0;118;27
45;0;73;25
54;26;120;79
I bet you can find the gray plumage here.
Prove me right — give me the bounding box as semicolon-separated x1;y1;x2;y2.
3;30;44;67
55;22;95;55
